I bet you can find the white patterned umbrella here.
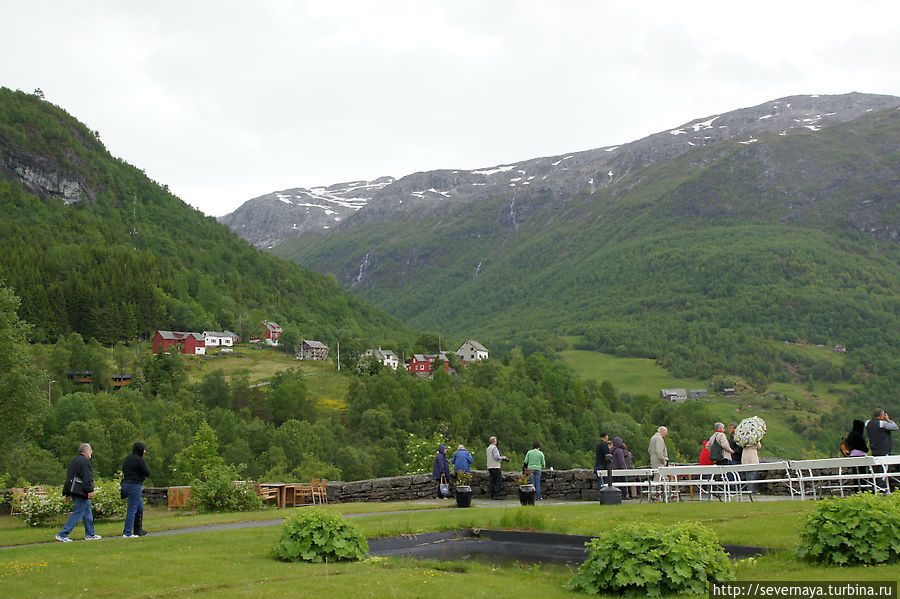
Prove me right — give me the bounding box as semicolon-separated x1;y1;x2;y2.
733;416;766;447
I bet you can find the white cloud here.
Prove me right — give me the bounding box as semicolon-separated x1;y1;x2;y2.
1;0;898;216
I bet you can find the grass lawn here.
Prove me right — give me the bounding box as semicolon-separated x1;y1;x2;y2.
2;500;898;597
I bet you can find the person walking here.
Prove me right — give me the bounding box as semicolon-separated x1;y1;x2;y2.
431;444;450;499
451;444;474;473
486;437;508;500
56;443;101;542
121;442;151;538
523;441;546;500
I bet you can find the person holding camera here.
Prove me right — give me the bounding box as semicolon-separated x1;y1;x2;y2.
866;408;898;457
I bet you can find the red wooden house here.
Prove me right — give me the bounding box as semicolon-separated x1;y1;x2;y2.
152;331;207;355
249;321;282;346
406;353;452;376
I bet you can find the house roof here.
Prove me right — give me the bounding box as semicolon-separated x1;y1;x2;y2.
157;330;204;341
302;340;328;349
660;388;687;395
458;339;488;352
263;321;282;332
366;348;398;360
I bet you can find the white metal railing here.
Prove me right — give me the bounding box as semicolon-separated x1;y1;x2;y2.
594;457;895;503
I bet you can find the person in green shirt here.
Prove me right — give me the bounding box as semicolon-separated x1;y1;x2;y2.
523;441;547;500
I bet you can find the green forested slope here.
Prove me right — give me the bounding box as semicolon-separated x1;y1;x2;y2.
0;87;409;347
279;108;900;385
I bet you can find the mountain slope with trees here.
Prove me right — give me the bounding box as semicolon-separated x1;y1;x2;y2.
0;87;410;348
270;96;900;387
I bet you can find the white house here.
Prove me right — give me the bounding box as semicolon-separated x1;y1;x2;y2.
362;347;400;370
203;331;238;348
456;339;489;363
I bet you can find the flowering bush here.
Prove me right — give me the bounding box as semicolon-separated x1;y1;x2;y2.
14;486;68;527
189;463;263;512
91;478;127;520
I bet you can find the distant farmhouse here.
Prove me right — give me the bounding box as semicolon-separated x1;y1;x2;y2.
249;321;282;346
296;339;329;361
204;330;240;348
362;347;400;370
153;330;241;355
456;339;489;363
407;352;453;377
722;388;737;397
688;389;707;400
152;331;207;355
660;388;687;403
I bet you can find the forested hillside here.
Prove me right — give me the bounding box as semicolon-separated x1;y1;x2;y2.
276;104;900;389
0;87;408;348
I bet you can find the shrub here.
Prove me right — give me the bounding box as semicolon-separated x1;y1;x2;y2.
189;463;263;513
567;521;734;596
14;486;68;527
274;508;368;563
798;492;900;565
91;477;127;520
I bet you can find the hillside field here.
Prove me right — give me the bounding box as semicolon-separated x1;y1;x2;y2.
560;341;859;460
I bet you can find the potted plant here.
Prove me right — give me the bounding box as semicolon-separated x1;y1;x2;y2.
517;470;536;506
454;471;473;508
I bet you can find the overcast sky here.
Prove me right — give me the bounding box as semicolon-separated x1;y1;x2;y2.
3;1;899;216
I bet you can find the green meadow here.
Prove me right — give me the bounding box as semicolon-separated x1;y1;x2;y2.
559;341;860;460
2;501;897;597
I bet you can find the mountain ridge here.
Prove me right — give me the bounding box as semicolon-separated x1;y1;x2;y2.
223;92;900;247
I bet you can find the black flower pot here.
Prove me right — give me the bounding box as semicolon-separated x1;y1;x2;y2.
518;485;536;506
455;487;472;508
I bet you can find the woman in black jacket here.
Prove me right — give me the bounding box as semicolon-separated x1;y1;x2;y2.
121;442;151;537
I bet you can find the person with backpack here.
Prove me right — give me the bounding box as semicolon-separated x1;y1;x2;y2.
707;423;732;466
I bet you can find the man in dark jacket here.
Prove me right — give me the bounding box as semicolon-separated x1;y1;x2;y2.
56;443;101;542
594;432;610;500
121;441;151;537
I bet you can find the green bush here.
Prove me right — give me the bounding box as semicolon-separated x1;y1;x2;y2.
274;508;368;563
567;521;734;596
798;492;900;565
189;464;263;513
91;477;127;520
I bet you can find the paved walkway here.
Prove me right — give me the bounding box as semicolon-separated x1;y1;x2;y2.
1;495;796;549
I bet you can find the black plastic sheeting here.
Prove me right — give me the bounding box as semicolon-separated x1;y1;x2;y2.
368;529;769;566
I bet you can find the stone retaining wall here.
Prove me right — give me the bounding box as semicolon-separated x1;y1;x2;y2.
0;466;799;514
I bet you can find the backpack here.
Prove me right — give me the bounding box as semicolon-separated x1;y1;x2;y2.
708;436;724;462
839;437;851;457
